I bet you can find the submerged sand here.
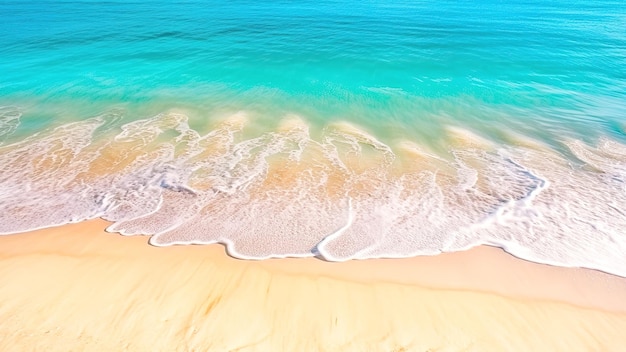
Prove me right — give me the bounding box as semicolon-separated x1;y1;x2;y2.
1;220;625;351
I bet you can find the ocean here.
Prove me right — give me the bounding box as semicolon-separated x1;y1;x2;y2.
1;0;625;275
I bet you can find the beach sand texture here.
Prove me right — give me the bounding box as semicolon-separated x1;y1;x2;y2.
1;220;626;351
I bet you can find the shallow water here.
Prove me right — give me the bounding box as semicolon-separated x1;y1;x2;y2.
1;0;625;275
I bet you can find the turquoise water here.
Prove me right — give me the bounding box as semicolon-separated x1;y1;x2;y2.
2;0;625;140
1;1;625;274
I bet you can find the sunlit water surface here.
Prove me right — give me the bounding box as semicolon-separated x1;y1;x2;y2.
1;0;625;275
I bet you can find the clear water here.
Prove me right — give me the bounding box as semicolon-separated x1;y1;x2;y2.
1;0;625;275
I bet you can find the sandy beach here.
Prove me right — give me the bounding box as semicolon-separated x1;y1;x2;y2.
1;219;625;351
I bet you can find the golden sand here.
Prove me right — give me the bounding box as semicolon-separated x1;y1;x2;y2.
1;220;625;351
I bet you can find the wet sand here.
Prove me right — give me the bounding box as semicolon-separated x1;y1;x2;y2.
1;219;625;351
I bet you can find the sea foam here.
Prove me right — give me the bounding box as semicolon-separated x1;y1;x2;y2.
0;111;625;276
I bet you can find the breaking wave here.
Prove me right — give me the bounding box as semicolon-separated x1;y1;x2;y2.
0;110;625;276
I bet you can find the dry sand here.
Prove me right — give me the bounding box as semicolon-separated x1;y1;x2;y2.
1;219;625;351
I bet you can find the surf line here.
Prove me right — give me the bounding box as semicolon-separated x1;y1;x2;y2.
314;197;355;261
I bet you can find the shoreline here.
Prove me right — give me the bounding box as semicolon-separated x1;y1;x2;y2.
1;219;626;350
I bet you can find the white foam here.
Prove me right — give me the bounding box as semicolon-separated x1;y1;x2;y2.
1;111;626;277
0;118;106;233
0;106;21;144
